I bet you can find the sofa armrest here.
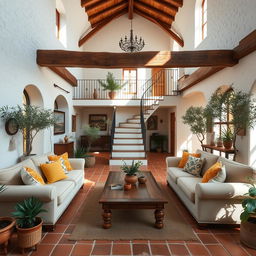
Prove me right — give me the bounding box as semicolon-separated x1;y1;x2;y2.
196;182;251;200
0;185;56;202
69;158;85;170
166;157;181;167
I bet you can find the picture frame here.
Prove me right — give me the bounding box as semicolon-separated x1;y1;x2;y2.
72;115;76;132
147;115;158;130
89;114;107;131
54;110;65;135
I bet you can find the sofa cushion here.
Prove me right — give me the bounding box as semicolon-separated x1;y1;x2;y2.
202;162;222;183
218;157;254;183
21;167;45;185
167;167;194;183
49;180;75;205
31;153;52;177
177;177;202;202
183;156;204;177
178;152;201;168
66;170;84;185
196;149;219;175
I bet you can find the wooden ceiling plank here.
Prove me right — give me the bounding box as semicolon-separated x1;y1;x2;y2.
162;0;183;8
128;0;134;19
81;0;102;8
37;50;238;69
134;9;183;46
86;0;123;16
79;10;126;47
49;67;77;87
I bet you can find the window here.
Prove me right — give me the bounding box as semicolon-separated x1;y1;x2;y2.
123;68;137;94
22;90;30;154
56;9;60;39
201;0;207;40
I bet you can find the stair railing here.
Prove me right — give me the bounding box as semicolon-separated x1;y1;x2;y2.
110;106;116;154
140;69;179;152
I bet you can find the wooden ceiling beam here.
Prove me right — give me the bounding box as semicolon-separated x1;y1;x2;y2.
134;9;183;46
49;67;77;87
162;0;183;8
128;0;134;20
78;10;126;47
37;50;238;69
89;1;128;27
81;0;102;8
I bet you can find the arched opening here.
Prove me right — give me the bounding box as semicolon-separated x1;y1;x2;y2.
56;0;67;47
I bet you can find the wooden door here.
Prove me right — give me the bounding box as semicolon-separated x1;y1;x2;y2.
170;112;175;156
152;68;165;96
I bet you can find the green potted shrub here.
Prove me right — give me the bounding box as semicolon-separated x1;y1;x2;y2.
0;185;15;255
0;105;55;157
12;197;47;253
121;160;143;185
222;127;233;149
240;178;256;249
98;72;126;99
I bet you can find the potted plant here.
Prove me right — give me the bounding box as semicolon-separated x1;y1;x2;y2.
98;72;126;99
121;160;143;185
83;125;100;167
151;135;167;152
240;178;256;249
0;185;15;255
222;127;233;149
0;105;55;157
216;137;223;147
12;197;47;253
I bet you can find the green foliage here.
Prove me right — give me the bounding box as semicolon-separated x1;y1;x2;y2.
182;106;207;145
240;178;256;222
84;125;100;152
12;197;47;228
0;184;6;193
98;72;126;91
222;127;233;142
0;105;56;156
121;160;143;176
74;147;87;158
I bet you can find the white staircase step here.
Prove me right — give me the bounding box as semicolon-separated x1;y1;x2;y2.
115;127;141;133
133;114;149;119
114;133;142;138
119;123;141;128
109;159;148;165
113;138;143;144
112;151;146;158
112;144;144;150
127;119;140;124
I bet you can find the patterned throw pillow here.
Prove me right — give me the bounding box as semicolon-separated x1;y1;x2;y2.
209;165;226;183
48;152;72;171
21;167;45;185
183;155;204;177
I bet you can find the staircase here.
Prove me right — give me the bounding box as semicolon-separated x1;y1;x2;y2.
109;69;179;165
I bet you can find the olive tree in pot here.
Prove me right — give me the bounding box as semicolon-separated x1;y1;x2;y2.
0;185;15;255
121;160;143;185
12;197;47;254
0;105;55;158
98;72;126;99
240;178;256;249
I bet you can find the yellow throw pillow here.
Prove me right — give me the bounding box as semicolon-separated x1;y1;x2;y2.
48;152;72;171
178;152;201;168
40;159;67;184
202;162;222;183
21;167;45;185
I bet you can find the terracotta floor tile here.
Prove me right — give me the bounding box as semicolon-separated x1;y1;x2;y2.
132;244;150;255
186;244;210;255
168;244;190;256
114;240;131;244
65;224;76;234
59;234;76;244
51;244;73;256
150;244;170;255
242;245;256;256
53;224;68;233
91;244;112;255
112;244;132;255
197;233;219;244
31;244;55;256
133;240;149;243
41;233;62;244
71;244;93;256
206;244;230;256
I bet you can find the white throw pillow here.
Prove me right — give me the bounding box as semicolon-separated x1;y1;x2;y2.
209;165;226;183
20;167;45;185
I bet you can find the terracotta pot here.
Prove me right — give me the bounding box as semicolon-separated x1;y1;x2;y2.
124;175;138;185
124;184;132;191
138;176;147;184
0;217;15;255
240;218;256;249
223;140;233;149
16;217;42;251
84;155;96;168
108;91;116;100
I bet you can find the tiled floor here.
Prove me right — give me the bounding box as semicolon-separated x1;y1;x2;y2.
4;152;256;256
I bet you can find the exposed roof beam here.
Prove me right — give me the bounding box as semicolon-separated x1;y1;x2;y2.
37;50;237;69
78;10;126;47
49;67;77;87
134;9;183;46
162;0;183;8
128;0;134;20
81;0;102;8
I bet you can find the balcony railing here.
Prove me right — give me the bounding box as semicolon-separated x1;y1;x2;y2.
73;69;179;100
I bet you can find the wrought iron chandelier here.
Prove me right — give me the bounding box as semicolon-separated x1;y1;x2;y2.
119;20;145;53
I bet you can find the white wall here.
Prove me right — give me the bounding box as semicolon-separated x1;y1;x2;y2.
0;0;86;167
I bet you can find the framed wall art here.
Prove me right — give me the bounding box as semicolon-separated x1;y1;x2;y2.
72;115;76;132
89;114;107;131
147;115;158;130
54;110;65;135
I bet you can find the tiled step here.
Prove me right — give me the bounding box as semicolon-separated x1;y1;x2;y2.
112;144;144;151
113;138;143;144
114;133;142;138
127;118;140;124
112;151;146;158
119;123;141;128
109;158;148;165
115;127;141;133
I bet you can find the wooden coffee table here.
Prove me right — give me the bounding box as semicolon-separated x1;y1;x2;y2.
99;171;168;229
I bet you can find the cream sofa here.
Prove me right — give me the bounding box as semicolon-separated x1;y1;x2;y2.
0;153;85;228
166;149;255;224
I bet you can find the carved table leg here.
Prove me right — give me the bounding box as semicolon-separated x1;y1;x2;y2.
102;209;112;229
155;209;164;229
